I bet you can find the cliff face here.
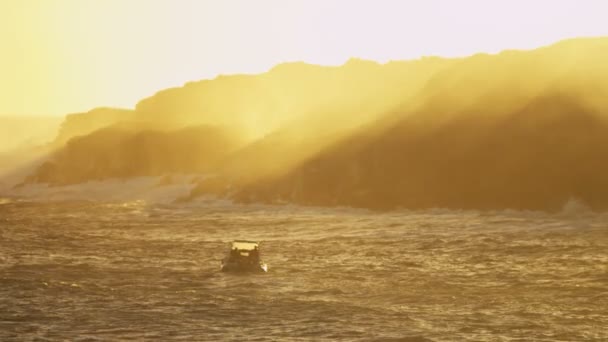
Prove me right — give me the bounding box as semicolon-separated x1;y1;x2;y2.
228;38;608;211
54;107;134;145
32;56;453;185
30;124;246;184
236;95;608;211
25;37;608;211
132;57;455;138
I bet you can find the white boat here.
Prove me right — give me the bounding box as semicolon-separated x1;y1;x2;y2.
221;240;268;273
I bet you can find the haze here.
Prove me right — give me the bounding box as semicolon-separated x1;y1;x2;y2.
2;0;608;116
3;2;608;340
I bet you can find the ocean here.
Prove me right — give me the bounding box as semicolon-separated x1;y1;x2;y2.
1;199;607;341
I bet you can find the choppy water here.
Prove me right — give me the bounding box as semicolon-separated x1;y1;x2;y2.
1;199;607;341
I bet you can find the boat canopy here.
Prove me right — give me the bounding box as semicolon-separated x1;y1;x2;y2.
231;240;259;251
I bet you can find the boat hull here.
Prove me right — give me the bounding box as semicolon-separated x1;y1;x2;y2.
221;261;268;273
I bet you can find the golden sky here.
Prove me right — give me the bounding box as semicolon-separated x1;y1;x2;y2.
1;0;607;116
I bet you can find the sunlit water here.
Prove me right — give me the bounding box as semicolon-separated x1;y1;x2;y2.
1;199;607;341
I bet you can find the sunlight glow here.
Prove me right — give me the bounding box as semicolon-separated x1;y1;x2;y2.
1;0;607;115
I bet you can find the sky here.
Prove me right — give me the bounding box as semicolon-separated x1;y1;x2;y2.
1;0;607;116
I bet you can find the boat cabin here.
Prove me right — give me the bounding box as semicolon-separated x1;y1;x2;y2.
228;240;261;261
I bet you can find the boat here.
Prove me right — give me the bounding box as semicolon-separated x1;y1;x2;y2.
221;240;268;273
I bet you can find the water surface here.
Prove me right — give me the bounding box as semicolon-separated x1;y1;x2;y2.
1;200;607;341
